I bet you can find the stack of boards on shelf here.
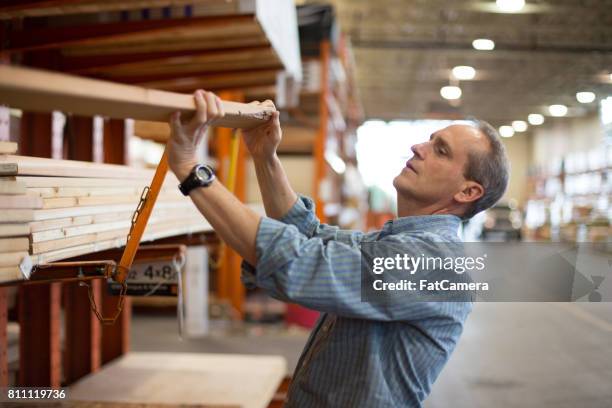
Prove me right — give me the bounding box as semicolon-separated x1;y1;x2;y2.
0;143;211;283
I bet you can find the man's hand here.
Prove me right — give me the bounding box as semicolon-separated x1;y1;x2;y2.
241;100;281;161
167;89;225;181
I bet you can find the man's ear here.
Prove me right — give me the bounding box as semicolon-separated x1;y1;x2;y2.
454;180;484;205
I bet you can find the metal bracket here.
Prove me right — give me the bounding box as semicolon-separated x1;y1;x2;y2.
25;260;116;285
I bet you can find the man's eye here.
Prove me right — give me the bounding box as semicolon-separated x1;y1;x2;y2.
437;147;446;155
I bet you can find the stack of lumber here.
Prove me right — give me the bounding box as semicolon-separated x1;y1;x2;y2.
0;146;213;283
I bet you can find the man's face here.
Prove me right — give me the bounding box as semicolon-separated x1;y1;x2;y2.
393;124;489;208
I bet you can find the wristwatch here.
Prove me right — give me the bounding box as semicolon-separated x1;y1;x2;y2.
178;164;216;195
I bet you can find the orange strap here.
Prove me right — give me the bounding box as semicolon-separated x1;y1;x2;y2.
115;148;169;283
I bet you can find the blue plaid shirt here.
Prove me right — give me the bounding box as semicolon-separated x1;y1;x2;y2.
242;196;472;407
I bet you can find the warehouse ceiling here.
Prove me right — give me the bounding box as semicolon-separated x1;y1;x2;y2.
303;0;612;127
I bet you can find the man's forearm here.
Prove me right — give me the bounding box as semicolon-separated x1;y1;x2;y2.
253;154;298;220
176;163;260;264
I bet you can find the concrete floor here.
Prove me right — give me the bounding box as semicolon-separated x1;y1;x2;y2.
132;302;612;407
131;314;310;374
425;303;612;408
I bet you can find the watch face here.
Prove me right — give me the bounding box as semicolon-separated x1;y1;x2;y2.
196;166;209;181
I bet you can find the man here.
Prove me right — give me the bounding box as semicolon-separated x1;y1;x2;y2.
167;90;510;407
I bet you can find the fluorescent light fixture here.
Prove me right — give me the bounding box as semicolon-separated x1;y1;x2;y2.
496;0;525;12
528;113;545;125
472;38;495;50
499;126;514;138
512;120;528;132
548;104;568;117
576;91;596;104
452;66;476;80
440;86;462;100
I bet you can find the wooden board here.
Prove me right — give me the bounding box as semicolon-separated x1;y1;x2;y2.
278;125;317;154
68;352;286;408
30;211;200;243
0;0;238;19
0;65;275;128
13;176;175;188
0;251;28;267
29;186;140;198
137;68;281;93
29;217;92;233
0;237;29;252
0;142;17;154
0;179;27;195
0;223;30;237
33;218;211;264
0;203;260;277
0;193;181;209
134;120;172;143
0;266;23;282
0;155;159;179
7;15;262;53
77;46;280;78
0;194;44;209
0;201;194;222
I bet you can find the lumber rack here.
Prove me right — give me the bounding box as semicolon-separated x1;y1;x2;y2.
0;65;275;324
1;149;171;325
4;243;189;325
21;244;189;285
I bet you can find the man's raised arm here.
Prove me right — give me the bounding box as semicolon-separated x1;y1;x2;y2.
241;101;298;220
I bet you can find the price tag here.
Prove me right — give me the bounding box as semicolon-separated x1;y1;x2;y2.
108;260;180;296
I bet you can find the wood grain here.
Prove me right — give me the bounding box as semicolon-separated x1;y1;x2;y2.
0;237;29;252
0;223;29;237
0;142;17;154
0;65;275;128
67;352;286;408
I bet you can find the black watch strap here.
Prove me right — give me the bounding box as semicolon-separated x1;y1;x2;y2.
178;164;215;195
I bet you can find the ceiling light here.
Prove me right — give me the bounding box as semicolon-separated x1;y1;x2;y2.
548;104;568;117
528;114;544;125
496;0;525;12
499;126;514;138
472;38;495;51
512;120;528;132
440;86;462;100
452;66;476;80
576;91;596;104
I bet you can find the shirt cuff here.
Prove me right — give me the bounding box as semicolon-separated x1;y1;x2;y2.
279;194;319;237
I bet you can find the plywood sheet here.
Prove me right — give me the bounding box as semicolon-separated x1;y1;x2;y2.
69;352;286;408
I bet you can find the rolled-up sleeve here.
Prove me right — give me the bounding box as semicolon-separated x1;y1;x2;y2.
279;195;320;237
280;195;363;245
241;216;470;322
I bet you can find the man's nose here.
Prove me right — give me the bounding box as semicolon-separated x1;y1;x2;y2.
411;142;426;159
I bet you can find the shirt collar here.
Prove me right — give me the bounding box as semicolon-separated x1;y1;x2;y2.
382;214;462;236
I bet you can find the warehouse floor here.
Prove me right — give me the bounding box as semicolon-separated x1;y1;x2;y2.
131;313;310;374
131;303;612;407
